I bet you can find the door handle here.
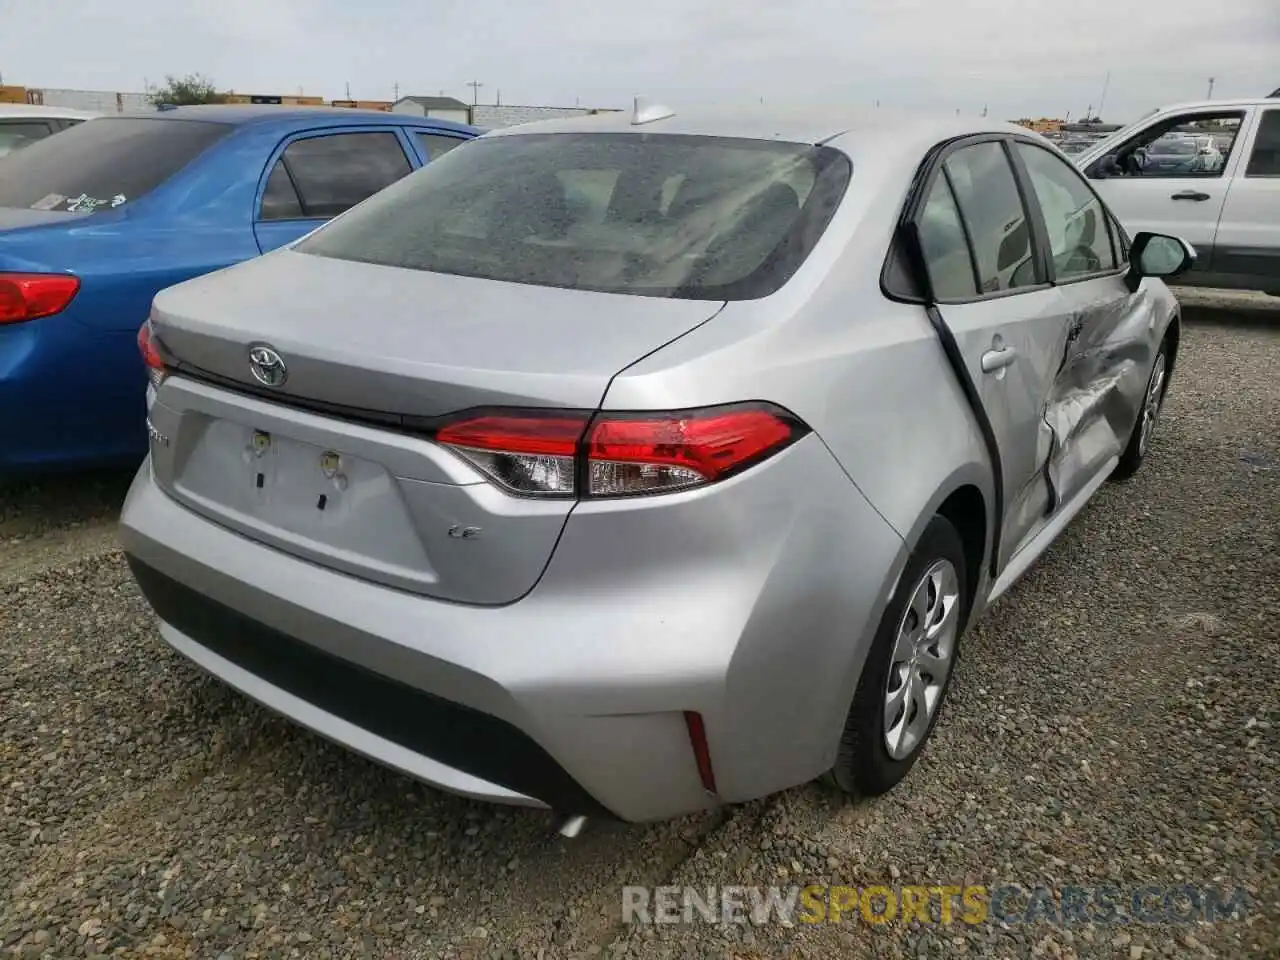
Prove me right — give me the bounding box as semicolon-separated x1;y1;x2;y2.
981;346;1018;373
1170;190;1211;201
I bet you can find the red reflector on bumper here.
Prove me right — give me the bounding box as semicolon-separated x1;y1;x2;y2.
684;710;717;795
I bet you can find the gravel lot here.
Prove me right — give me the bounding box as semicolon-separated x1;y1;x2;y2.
1;291;1276;959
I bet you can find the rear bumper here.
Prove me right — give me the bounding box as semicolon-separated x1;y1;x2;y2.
120;437;905;822
127;556;601;813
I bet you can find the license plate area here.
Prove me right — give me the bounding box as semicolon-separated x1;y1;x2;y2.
243;427;375;529
174;418;431;573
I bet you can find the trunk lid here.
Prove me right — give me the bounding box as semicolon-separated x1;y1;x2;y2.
0;207;94;273
0;207;91;233
152;249;720;415
147;249;723;605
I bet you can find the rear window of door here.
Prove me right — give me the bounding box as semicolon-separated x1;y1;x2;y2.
1014;142;1118;280
268;131;412;220
0;117;230;212
415;132;466;160
940;141;1039;294
917;174;980;299
1245;109;1280;177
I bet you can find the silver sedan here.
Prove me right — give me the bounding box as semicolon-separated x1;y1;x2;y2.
121;102;1193;825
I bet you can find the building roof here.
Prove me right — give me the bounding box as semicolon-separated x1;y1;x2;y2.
396;95;470;111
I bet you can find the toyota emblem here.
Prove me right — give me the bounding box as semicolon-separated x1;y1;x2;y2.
248;344;287;387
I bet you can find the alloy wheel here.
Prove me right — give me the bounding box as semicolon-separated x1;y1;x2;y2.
883;559;961;760
1139;353;1167;457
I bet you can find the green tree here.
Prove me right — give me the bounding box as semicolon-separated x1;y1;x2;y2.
148;73;227;106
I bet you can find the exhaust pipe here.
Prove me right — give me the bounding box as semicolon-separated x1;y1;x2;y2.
555;814;588;839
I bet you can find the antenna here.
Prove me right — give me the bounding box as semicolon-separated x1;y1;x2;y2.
1097;71;1111;119
631;95;675;125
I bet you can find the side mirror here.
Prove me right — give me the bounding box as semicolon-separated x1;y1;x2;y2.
1125;232;1197;291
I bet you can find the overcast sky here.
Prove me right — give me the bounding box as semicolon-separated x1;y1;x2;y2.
2;0;1276;122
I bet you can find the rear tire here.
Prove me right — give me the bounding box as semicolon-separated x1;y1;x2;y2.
828;515;967;797
1112;342;1168;482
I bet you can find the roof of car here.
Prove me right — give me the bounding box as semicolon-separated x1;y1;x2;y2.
107;104;477;133
1146;96;1275;113
482;104;1034;150
0;103;99;120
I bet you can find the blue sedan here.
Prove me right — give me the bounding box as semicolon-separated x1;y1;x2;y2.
0;105;479;470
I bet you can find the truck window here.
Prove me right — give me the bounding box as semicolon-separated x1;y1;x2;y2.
1088;111;1244;180
1245;110;1280;177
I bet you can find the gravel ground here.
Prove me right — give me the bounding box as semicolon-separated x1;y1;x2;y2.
1;293;1276;959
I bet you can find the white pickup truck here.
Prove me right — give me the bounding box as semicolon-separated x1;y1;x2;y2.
1075;95;1280;295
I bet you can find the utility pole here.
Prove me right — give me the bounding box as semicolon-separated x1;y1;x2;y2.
466;80;484;105
1206;77;1215;99
393;81;399;101
496;89;501;106
345;81;351;99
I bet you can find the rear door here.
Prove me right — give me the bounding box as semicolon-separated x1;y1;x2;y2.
253;127;416;253
1081;106;1251;264
913;138;1077;568
1011;139;1150;506
1210;106;1280;288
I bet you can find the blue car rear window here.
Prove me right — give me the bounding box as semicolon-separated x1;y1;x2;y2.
0;117;231;213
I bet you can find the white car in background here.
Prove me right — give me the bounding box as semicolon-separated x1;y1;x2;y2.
0;104;98;157
1075;96;1280;295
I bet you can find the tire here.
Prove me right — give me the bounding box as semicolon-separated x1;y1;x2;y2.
1112;342;1169;481
828;515;967;797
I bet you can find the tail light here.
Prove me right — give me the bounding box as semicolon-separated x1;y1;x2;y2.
0;273;80;325
137;321;168;389
434;402;807;499
435;414;583;497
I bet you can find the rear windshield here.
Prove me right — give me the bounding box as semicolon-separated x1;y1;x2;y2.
0;117;231;212
296;132;852;300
